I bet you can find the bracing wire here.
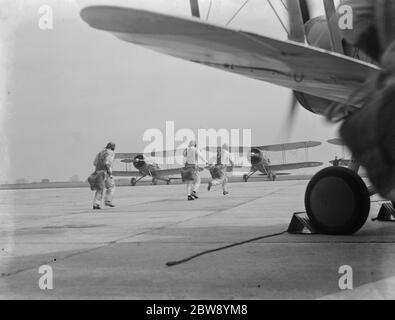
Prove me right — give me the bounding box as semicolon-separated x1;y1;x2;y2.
206;0;213;21
225;0;250;26
280;0;288;10
267;0;289;36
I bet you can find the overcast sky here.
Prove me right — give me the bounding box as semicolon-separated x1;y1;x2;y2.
1;0;344;183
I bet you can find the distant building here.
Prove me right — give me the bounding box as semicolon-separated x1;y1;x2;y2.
68;175;81;182
41;179;50;183
15;178;28;184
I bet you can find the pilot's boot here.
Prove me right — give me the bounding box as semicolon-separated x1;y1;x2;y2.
105;201;116;208
191;191;199;199
187;195;194;201
93;204;101;210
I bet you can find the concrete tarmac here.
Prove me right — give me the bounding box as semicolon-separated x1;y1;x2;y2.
1;180;395;299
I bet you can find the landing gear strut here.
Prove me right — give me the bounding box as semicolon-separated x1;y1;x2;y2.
305;167;370;235
243;170;256;182
130;175;146;186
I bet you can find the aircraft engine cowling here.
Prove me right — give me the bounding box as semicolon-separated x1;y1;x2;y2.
133;155;146;170
248;148;264;166
294;16;374;116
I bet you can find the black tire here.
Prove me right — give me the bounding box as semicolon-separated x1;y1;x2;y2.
243;174;248;182
130;178;137;186
305;167;370;235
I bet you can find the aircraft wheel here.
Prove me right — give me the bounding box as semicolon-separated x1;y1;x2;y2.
166;180;171;185
152;179;158;185
130;178;137;186
272;173;277;181
243;174;248;182
305;167;370;235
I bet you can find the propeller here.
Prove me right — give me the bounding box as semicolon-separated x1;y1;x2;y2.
283;0;312;134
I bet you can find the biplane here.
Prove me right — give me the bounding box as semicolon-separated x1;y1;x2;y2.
113;151;185;185
80;1;383;234
239;141;323;181
327;138;352;167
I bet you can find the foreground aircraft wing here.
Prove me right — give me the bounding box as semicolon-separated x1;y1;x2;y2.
267;161;323;171
80;6;379;110
112;171;141;177
255;141;321;152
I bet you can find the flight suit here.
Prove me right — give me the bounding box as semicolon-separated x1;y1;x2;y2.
209;149;233;194
93;148;115;206
183;146;206;198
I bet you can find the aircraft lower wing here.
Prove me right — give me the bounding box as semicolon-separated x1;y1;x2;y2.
112;171;141;177
80;6;380;112
259;172;291;176
153;167;184;178
329;159;351;166
268;161;323;171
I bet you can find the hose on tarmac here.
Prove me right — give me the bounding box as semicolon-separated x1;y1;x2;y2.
165;230;287;267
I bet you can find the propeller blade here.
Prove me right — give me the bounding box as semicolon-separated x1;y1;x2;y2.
284;0;312;134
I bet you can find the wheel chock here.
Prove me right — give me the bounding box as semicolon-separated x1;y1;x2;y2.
372;202;395;222
287;212;318;234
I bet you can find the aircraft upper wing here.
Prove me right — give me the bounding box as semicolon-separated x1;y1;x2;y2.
267;161;323;171
115;153;140;160
255;141;321;152
115;150;179;160
205;141;321;153
80;6;380;112
112;170;141;177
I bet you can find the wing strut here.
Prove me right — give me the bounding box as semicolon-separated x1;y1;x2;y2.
189;0;200;18
286;0;307;42
323;0;344;54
